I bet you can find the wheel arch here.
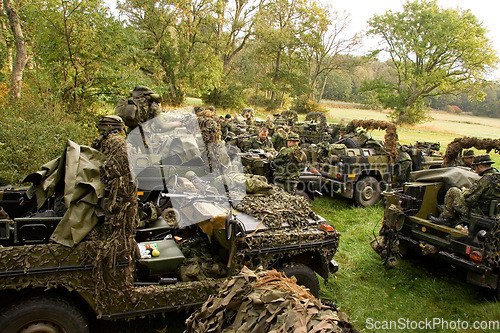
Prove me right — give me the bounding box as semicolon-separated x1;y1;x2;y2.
0;287;97;320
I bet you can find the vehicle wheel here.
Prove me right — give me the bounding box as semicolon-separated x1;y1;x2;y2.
279;263;320;298
295;190;311;204
0;295;89;333
354;176;381;207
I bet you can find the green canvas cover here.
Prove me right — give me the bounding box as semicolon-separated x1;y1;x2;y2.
25;140;106;247
410;166;480;188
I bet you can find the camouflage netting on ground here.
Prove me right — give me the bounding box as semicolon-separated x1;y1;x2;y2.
442;137;500;167
185;267;357;333
234;186;317;229
350;119;398;163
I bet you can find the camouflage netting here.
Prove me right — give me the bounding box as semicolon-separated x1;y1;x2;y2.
442;137;500;167
281;110;299;123
196;111;224;173
234;185;317;229
305;111;327;133
484;218;500;268
185;267;357;333
349;119;398;163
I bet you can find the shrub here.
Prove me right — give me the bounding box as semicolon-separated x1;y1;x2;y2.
443;104;462;114
202;86;246;110
0;98;100;185
291;95;326;114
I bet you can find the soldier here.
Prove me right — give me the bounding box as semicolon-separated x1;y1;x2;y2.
115;86;162;131
221;114;235;141
246;127;276;157
273;132;307;193
461;149;475;168
271;125;288;151
430;154;500;226
264;115;275;136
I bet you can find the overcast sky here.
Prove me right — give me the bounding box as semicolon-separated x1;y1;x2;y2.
104;0;500;79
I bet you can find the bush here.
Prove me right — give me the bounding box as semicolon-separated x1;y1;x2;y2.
443;104;462;114
0;97;100;185
202;86;246;110
291;95;326;114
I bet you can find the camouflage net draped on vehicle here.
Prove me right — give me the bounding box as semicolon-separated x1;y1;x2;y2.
349;119;398;163
234;186;317;229
442;137;500;167
185;267;357;333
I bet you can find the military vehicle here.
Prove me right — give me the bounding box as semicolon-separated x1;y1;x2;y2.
372;138;500;298
0;113;340;332
298;120;445;207
297;120;401;206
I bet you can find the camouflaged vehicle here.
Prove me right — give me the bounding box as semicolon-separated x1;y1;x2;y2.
298;120;401;207
0;112;340;333
372;139;500;298
299;120;444;207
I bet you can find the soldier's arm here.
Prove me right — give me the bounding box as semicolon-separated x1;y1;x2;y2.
463;177;490;205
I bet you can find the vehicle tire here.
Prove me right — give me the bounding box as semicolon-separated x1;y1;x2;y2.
354;176;381;207
279;263;320;298
0;295;89;333
343;137;361;148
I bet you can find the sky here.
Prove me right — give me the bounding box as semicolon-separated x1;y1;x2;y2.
332;0;500;79
104;0;500;79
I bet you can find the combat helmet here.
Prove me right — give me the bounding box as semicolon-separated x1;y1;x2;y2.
287;132;300;141
130;86;161;103
462;149;475;158
97;115;125;134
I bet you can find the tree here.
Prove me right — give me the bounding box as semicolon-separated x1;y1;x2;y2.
367;0;497;124
27;0;126;111
3;0;28;100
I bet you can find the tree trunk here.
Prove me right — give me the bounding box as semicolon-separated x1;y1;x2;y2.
0;2;13;70
318;74;328;103
271;48;282;102
4;0;28;100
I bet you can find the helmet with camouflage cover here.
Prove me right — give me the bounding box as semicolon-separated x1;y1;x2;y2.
287;132;300;141
97;115;125;134
130;85;161;103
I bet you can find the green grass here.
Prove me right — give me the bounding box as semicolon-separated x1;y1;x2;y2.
312;197;500;333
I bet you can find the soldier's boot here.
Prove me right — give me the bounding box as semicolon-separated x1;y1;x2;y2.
429;214;453;226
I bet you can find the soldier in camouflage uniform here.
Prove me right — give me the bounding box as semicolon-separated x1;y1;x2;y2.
246;127;276;157
430;154;500;226
460;149;475;168
115;86;162;131
273;132;307;193
220;114;234;141
271;125;288;151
